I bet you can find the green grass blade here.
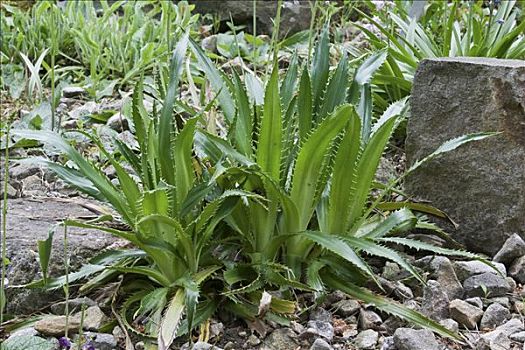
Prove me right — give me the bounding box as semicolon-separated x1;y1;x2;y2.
256;64;282;181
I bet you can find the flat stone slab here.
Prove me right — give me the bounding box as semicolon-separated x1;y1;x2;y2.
2;197;121;314
406;57;525;255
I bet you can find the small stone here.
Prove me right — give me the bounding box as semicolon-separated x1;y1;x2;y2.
264;328;298;350
505;277;517;291
453;261;507;281
192;341;223;350
135;341;145;350
439;318;459;333
480;303;510;330
238;331;247;337
354;329;378;349
84;332;117;350
2;335;56;350
247;334;261;346
358;309;383;330
63;87;86;98
0;182;18;198
326;290;346;304
449;299;483;329
334;299;360;317
465;297;484;309
486;297;510;309
290;321;305;334
430;256;464;299
310;338;333;350
493;234;525;265
382;262;402;280
9;163;41;180
393;282;413;300
310;307;332;323
34;316;81;336
209;321;224;338
305;321;334;341
201;35;218;53
51;297;97;315
510;331;525;342
382;316;406;334
393;328;440;350
513;300;525;313
380;336;395;350
106;112;129;131
509;255;525;283
479;318;524;343
80;306;108;331
463;272;511;297
420;280;449;321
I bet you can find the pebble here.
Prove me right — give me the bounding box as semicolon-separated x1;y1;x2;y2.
480;303;511;330
439;318;459;333
62;86;86;98
310;338;333;350
420;280;449;321
358;309;383;330
393;328;440;350
333;299;360;317
509;255;525;283
449;299;484;329
34;316;81;336
354;329;378;349
493;234;525;265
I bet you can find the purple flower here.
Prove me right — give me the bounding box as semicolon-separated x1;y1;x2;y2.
58;337;72;350
496;19;504;25
82;340;96;350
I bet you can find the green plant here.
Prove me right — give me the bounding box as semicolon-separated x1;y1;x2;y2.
11;34;253;349
0;0;199;96
190;24;496;337
353;0;525;110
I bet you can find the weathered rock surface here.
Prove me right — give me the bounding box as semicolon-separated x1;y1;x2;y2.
463;272;511;297
406;57;525;255
189;1;311;36
34;316;81;336
420;280;449;321
354;329;378;349
4;198;121;315
393;328;440;350
454;260;507;281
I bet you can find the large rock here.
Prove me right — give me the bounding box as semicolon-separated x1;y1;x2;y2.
189;1;311;36
4;198;121;315
406;57;525;255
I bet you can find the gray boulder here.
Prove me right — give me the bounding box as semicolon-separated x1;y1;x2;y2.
354;329;378;349
454;260;507;281
393;328;440;350
463;272;511;297
4;198;120;315
189;1;311;36
406;57;525;255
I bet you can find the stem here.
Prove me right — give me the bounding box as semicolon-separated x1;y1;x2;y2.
63;222;70;338
1;118;10;324
77;304;86;350
253;0;257;74
50;7;56;131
